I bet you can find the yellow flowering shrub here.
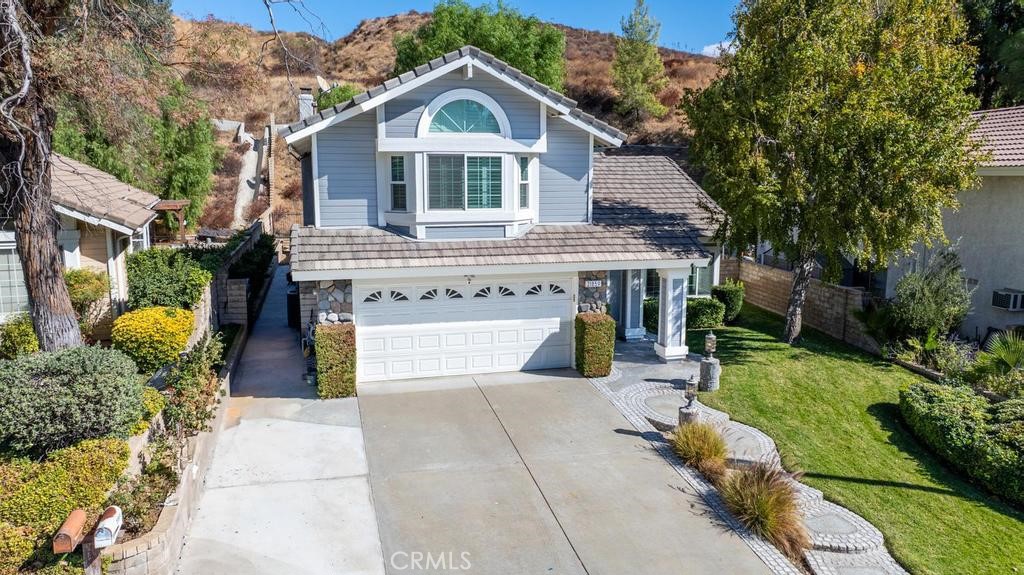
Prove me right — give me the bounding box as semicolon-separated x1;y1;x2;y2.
112;307;194;373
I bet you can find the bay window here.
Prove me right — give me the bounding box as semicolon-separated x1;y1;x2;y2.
428;154;502;210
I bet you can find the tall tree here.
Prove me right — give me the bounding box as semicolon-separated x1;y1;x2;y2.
0;0;169;350
612;0;669;125
683;0;980;344
394;0;566;91
961;0;1024;108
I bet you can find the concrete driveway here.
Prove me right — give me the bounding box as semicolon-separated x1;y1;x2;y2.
359;370;771;575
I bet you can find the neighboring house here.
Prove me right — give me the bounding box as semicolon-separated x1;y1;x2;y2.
0;154;158;336
280;46;724;382
884;106;1024;342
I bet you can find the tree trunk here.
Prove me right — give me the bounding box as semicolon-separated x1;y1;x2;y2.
783;256;816;344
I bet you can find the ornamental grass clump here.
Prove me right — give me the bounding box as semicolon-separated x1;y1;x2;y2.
719;462;810;562
112;306;194;373
672;421;728;485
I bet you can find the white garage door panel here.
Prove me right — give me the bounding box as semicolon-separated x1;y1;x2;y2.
355;277;574;381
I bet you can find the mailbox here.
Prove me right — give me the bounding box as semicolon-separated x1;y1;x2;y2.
52;509;87;554
93;506;123;550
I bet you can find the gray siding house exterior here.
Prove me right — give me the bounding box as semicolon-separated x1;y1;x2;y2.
281;46;724;383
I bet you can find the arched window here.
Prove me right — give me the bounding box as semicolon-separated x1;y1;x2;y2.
430;100;501;134
417;89;511;138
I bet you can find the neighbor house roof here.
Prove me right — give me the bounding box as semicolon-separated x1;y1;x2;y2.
972;105;1024;168
289;154;718;278
50;154;159;234
279;46;626;147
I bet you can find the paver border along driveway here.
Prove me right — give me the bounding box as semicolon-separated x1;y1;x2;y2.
359;370;771;575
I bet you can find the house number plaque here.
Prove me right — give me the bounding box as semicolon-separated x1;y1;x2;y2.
583;280;603;288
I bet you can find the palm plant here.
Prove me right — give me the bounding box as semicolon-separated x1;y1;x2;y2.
976;331;1024;375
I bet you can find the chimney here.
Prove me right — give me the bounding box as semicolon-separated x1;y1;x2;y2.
297;87;315;121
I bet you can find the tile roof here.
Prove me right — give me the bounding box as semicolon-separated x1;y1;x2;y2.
972;106;1024;167
290;154;719;274
279;46;627;144
50;154;159;232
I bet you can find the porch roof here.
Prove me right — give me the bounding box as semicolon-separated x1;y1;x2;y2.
50;154;159;234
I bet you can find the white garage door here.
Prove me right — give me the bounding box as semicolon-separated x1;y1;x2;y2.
354;275;575;382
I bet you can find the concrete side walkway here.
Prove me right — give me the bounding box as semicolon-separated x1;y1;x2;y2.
176;266;385;575
359;371;771;575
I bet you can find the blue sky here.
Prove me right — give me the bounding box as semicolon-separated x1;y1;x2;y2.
171;0;738;56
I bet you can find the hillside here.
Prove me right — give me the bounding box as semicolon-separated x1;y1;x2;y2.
180;11;719;142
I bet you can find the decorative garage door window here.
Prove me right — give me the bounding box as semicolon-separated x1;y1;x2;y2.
363;290;382;303
358;281;570;306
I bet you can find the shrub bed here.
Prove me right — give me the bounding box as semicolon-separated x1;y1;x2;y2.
0;347;142;455
575;312;615;378
687;298;725;330
107;436;178;538
315;323;356;398
900;382;1024;506
0;438;129;573
163;334;224;435
130;386;167;436
126;248;211;310
711;279;745;323
0;314;38;360
112;306;194;373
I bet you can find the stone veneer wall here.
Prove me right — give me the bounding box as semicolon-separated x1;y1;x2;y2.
578;271;609;313
298;279;353;325
721;257;879;353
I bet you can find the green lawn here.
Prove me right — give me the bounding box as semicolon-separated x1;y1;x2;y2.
689;305;1024;575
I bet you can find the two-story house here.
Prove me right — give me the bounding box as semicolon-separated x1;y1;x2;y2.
280;46;724;382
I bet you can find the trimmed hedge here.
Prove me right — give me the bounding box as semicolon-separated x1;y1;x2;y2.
899;382;1024;506
687;298;725;330
315;323;356;398
112;306;194;373
575;312;616;378
126;248;211;310
0;438;129;572
711;279;745;323
0;314;38;360
643;297;658;334
0;346;142;455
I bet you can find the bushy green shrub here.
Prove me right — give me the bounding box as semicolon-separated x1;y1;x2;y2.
163;334;224;435
0;314;38;360
643;297;658;333
711;279;745;323
575;312;616;378
315;323;356;398
63;268;108;317
975;331;1024;376
130;386;167;436
672;422;728;484
126;248;211;310
992;399;1024;424
687;298;726;330
719;462;810;562
0;347;142;455
978;370;1024;399
228;234;275;297
112;306;194;373
900;382;1024;505
889;249;971;339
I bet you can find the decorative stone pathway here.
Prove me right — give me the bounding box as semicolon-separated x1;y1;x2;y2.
588;340;909;575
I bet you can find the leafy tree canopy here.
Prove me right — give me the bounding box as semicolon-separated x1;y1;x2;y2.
613;0;669;124
684;0;980;342
316;83;362;110
394;0;566;91
961;0;1024;108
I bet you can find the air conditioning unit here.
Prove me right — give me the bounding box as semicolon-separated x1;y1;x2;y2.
992;289;1024;311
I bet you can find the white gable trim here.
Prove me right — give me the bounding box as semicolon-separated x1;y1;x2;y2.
283;54;623;147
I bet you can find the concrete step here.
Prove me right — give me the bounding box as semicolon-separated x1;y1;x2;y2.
803;500;885;553
804;549;909;575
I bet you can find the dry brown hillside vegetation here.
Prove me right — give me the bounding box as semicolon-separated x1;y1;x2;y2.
177;11;718;142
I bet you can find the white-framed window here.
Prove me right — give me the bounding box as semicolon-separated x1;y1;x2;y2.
390;156;407;211
427;154;502;210
416;89;512;138
518;156;530;209
0;246;29;320
688;266;713;296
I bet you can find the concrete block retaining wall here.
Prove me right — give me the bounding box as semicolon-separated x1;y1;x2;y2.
101;307;251;575
721;257;880;353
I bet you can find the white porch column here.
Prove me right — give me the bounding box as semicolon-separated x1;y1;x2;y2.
622;269;646;341
655;268;688;361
